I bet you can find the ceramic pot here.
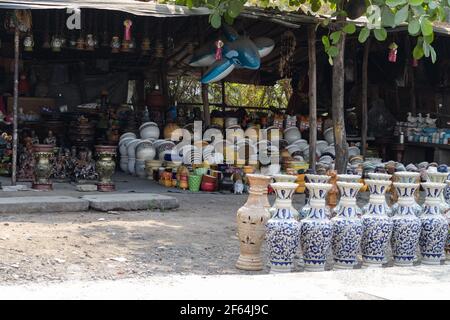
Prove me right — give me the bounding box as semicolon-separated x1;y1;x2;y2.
334;175;362;217
95;145;117;192
135;140;156;161
361;179;393;267
236;174;272;271
426;172;450;214
366;173;393;216
225;117;239;128
220;172;234;192
126;139;141;175
266;182;301;273
419;182;449;265
283;127;301;145
135;159;146;178
140;122;160;140
391;183;422;266
323;127;334;145
301;183;333;271
32;144;54;191
300;174;331;219
188;175;202;192
392;172;422;216
120;155;128;173
331;181;364;269
145;159;162;180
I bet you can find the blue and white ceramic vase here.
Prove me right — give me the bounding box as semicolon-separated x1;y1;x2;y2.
361;179;393;267
426;171;450;214
391;182;422;266
300;174;331;219
446;180;450;260
331;181;364;269
266;182;301;273
392;172;422;216
333;175;362;217
419;182;449;265
272;174;300;220
300;182;333;271
367;172;393;217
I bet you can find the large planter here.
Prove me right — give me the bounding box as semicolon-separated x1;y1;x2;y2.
361;179;393;267
266;182;301;273
139;122;160;140
331;181;364;269
300;174;331;219
95;145;117;192
419;182;449;265
300;182;333;271
235;174;272;271
126;139;141;175
32;144;54;191
391;182;422;266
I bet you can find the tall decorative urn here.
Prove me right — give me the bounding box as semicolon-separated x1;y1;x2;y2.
266;182;301;273
426;171;450;214
300;182;333;271
391;182;422;266
32;144;54;190
331;181;363;269
300;174;331;219
334;175;362;217
392;172;422;216
235;174;271;271
361;179;393;267
272;174;299;220
419;182;449;265
95;145;117;192
367;172;393;216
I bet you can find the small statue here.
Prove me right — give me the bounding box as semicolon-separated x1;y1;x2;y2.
233;173;244;194
43;130;57;146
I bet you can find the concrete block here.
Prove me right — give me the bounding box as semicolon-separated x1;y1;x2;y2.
81;193;179;212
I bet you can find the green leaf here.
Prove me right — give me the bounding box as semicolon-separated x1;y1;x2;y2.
430;45;436;63
223;11;234;25
330;31;341;44
358;27;370;43
186;0;193;8
408;19;420;35
327;45;339;57
381;7;395;28
394;5;409;25
311;0;321;12
409;0;423;5
386;0;407;7
374;28;387;41
420;17;433;36
413;44;424;59
343;23;356;34
322;35;330;49
423;32;434;44
228;0;243;18
428;0;438;9
210;12;221;29
423;41;430;57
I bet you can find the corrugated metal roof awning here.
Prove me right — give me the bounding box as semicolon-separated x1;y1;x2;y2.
0;0;211;17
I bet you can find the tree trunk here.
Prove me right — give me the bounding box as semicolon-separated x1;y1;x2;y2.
307;25;317;172
11;28;19;186
332;19;348;174
202;83;210;127
361;38;371;159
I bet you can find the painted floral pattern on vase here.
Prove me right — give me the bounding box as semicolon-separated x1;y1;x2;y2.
361;179;393;267
391;183;422;266
419;182;449;265
300;174;331;220
300;182;333;271
331;181;363;269
266;182;300;273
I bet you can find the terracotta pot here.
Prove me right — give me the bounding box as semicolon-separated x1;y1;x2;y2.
236;174;272;271
201;181;216;192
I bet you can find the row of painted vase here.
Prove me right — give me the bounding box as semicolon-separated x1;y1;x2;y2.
236;173;449;273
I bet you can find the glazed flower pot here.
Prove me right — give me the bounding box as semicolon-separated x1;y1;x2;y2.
188;175;202;192
392;172;422;216
426;171;450;214
139;122;160;140
95;145;117;192
266;182;301;273
119;132;136;142
361;179;393;267
419;182;449;265
135;159;146;178
283;127;301;145
119;137;134;156
331;181;364;269
145;159;162;180
236;174;272;271
135;140;156;161
301;183;334;271
272;174;299;220
126;139;141;175
334;175;362;217
391;182;422;266
201;181;216;192
323;127;334;145
32;144;54;191
300;174;331;219
366;173;393;216
120;155;129;173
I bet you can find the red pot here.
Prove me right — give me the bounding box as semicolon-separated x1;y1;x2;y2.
201;181;216;192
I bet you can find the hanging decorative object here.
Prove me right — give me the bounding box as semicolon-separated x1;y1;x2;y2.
121;19;133;52
111;36;121;53
361;179;393;267
23;33;34;52
189;24;275;84
235;174;271;271
86;34;95;51
215;39;224;60
279;30;296;78
388;42;398;63
51;35;62;52
391;182;422;266
419;182;449;265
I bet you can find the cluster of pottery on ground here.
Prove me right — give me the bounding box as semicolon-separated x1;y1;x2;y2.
236;170;450;273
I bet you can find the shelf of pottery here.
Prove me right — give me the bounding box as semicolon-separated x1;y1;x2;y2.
395;112;450;145
236;170;450;273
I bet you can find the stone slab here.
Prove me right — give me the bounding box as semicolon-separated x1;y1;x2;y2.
0;196;89;214
81;193;179;212
76;184;98;192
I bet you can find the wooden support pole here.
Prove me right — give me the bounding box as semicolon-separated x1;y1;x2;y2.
332;18;348;174
405;36;416;115
361;38;371;159
307;25;317;172
11;28;19;186
202;83;211;127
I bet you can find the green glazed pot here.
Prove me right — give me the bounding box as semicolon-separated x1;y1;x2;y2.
189;175;202;192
